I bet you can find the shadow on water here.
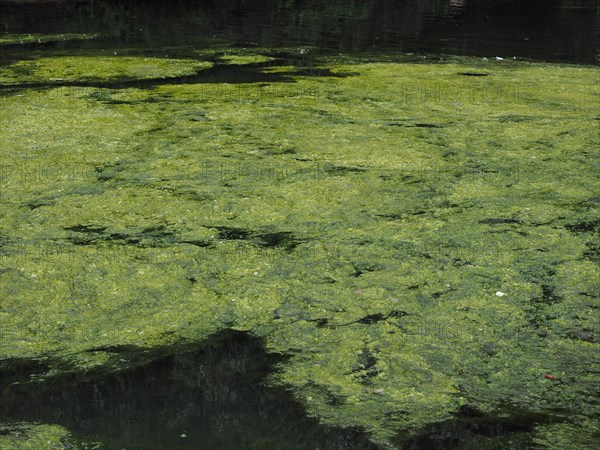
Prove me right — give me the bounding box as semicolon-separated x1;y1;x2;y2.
0;331;545;450
0;331;377;450
0;57;354;94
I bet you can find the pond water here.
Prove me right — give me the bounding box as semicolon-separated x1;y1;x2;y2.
1;331;379;450
0;1;598;450
0;0;598;65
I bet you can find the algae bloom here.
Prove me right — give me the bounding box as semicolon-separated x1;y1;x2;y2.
0;33;598;450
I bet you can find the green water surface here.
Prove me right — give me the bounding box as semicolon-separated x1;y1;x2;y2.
0;42;598;449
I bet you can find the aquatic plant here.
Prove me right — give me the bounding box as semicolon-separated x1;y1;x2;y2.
0;48;598;448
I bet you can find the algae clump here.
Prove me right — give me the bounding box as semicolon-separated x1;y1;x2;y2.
0;423;76;450
0;50;598;448
0;33;101;46
0;56;213;85
218;54;276;65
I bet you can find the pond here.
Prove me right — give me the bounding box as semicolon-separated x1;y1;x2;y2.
0;0;598;65
0;1;598;449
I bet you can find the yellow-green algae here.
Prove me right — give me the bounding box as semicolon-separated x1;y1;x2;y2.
0;56;213;85
0;33;101;46
0;422;76;450
218;54;277;65
0;52;598;449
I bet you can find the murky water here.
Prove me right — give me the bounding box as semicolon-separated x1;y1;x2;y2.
1;331;378;450
0;0;598;65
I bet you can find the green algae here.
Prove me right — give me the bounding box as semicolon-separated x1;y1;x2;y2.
0;56;213;85
0;33;101;46
0;422;77;450
532;422;600;450
0;51;598;448
218;54;277;65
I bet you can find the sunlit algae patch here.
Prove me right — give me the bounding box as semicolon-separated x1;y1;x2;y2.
0;50;598;449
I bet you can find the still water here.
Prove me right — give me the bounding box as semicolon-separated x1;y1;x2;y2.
1;332;378;450
0;0;598;65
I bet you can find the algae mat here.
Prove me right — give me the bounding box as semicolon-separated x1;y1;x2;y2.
0;51;598;449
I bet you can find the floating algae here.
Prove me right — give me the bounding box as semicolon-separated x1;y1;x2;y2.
218;54;277;65
0;51;598;449
0;56;213;85
0;33;102;46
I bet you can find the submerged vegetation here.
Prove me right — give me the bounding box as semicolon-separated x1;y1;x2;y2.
0;41;598;449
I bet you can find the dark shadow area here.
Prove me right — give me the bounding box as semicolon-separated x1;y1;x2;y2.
0;58;353;92
215;226;305;251
0;330;377;450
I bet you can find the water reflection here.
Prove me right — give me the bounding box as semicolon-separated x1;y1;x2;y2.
1;331;377;450
0;0;597;64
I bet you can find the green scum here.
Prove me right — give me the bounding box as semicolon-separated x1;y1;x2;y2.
0;49;598;448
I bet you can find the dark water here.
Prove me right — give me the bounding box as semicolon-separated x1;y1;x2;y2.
0;331;535;450
1;332;378;450
0;0;598;65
